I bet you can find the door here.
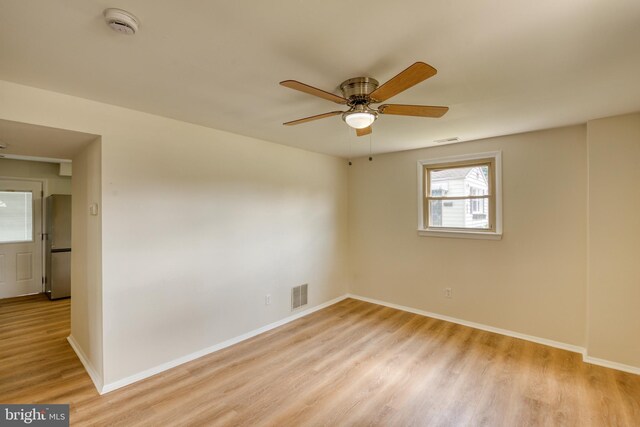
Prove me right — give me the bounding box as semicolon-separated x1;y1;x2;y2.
0;179;43;299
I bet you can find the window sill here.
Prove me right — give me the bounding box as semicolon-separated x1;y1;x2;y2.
417;229;502;240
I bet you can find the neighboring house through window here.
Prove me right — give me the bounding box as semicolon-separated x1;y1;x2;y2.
417;151;502;240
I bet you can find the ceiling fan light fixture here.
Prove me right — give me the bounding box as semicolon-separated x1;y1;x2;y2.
344;112;375;129
342;107;377;129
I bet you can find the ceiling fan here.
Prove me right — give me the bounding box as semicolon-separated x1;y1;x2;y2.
280;62;448;137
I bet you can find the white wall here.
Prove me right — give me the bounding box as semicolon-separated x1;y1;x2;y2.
0;80;349;387
349;125;588;347
587;112;640;368
0;158;71;195
70;138;103;381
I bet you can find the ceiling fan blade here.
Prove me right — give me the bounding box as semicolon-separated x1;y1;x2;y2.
378;104;449;118
280;80;348;104
283;111;343;126
356;126;372;137
369;62;437;103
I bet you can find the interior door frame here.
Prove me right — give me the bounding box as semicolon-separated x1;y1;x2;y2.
0;176;48;294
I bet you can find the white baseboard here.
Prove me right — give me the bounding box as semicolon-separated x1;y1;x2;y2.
73;292;639;395
67;335;104;393
346;294;640;376
583;355;640;375
101;294;350;394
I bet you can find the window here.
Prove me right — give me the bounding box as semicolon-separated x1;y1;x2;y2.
0;191;34;243
470;187;486;216
417;152;502;240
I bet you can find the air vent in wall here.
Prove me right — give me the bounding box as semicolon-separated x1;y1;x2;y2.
434;137;459;143
291;284;308;310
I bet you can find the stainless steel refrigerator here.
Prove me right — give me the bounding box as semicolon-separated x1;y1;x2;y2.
45;194;71;300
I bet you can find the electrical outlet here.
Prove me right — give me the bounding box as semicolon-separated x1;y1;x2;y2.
444;288;452;299
265;294;271;305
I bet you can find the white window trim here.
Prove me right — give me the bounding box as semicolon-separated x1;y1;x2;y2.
417;151;502;240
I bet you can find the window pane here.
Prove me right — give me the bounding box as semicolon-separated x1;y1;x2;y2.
429;198;490;229
429;165;489;197
0;191;33;243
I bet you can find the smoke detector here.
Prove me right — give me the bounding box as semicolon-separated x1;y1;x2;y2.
103;8;139;35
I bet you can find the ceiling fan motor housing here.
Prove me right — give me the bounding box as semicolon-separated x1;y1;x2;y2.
339;78;380;128
340;77;379;104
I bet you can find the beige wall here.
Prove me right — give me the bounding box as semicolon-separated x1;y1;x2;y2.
2;77;638;388
348;125;588;347
70;138;103;380
0;80;349;387
101;129;348;384
587;113;640;367
0;158;71;195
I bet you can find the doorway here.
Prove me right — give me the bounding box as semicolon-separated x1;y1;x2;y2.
0;179;43;298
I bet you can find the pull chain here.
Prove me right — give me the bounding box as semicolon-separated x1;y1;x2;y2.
348;126;353;166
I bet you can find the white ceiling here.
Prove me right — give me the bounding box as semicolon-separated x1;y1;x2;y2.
1;0;639;158
0;119;97;161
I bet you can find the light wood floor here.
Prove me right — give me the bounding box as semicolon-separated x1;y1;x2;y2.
1;294;639;426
